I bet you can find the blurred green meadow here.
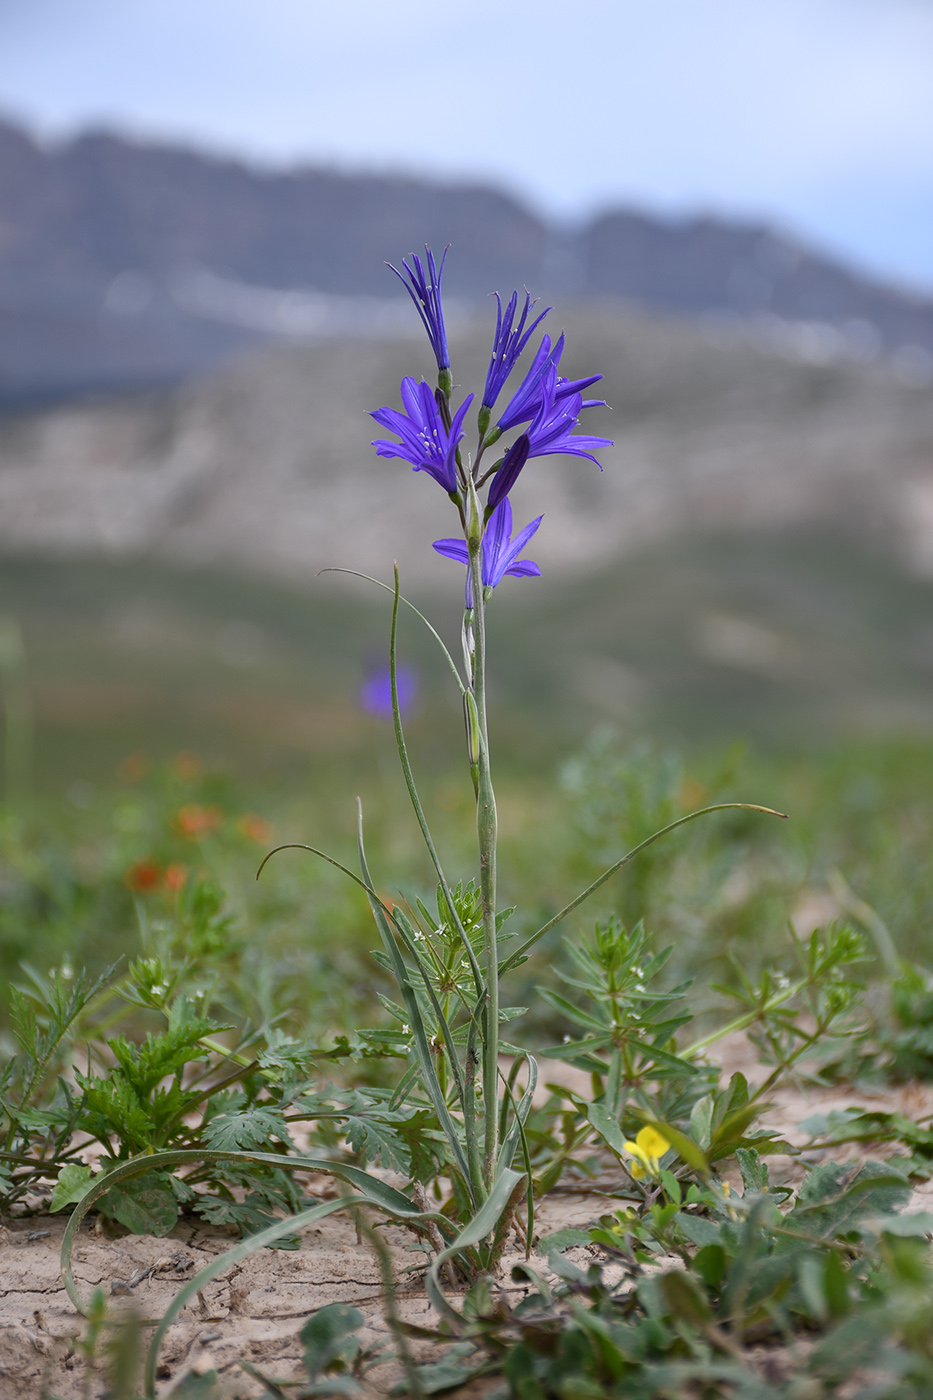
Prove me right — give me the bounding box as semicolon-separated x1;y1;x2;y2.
1;523;931;1041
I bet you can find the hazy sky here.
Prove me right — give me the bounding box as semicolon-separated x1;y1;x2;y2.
1;0;932;291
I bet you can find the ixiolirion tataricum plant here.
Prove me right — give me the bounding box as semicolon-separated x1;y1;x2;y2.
60;246;786;1372
361;245;781;1216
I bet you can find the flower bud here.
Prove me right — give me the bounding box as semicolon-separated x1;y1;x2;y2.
462;690;481;769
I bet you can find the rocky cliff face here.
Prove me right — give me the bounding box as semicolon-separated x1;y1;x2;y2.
1;118;931;403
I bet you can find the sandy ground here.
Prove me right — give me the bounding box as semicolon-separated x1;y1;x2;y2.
4;1037;933;1399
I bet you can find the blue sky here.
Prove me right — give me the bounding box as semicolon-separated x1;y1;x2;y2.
1;0;932;291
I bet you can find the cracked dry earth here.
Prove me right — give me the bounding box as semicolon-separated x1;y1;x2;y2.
4;1041;933;1399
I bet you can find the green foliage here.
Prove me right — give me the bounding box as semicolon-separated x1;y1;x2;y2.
397;1154;933;1399
6;729;933;1394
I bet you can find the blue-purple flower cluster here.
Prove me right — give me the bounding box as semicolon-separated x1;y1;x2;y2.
371;246;612;606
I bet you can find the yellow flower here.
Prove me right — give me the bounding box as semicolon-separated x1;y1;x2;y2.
623;1125;671;1180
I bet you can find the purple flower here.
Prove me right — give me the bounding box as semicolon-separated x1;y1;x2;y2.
361;665;418;720
486;433;530;512
371;377;474;492
497;332;605;433
433;498;542;607
525;365;613;468
387;246;450;372
482;291;550;411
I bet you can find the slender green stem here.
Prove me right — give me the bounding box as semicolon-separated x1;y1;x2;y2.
680;978;805;1059
388;567;484;998
467;513;499;1187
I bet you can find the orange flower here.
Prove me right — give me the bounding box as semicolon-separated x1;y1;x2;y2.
172;751;203;781
164;862;188;892
125;859;162;892
174;803;225;840
117;751;152;783
237;813;272;843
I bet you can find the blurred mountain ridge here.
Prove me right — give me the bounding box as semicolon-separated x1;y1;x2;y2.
2;116;932;403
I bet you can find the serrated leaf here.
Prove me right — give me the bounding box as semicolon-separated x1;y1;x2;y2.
195;1193;300;1248
203;1107;291;1152
344;1115;411;1173
790;1161;911;1238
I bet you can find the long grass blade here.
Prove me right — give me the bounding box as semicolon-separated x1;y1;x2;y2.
319;566;465;695
496;1056;537;1257
500;804;787;974
143;1195;364;1397
425;1167;525;1325
60;1148;430;1314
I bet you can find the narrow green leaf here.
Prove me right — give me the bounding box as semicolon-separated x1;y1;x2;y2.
144;1196;366;1396
500;803;787;973
586;1101;629;1160
425;1168;525;1324
60;1148;429;1318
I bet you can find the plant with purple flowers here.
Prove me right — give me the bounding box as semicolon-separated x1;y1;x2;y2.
364;247;619;1214
50;244;790;1382
342;247;780;1301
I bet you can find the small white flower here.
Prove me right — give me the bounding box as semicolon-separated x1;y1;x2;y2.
635;983;646;993
401;1023;410;1033
775;974;790;990
562;1034;571;1043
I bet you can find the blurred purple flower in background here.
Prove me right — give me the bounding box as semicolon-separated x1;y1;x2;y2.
434;499;542;607
371;377;474;491
360;664;418;720
387;247;450;373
